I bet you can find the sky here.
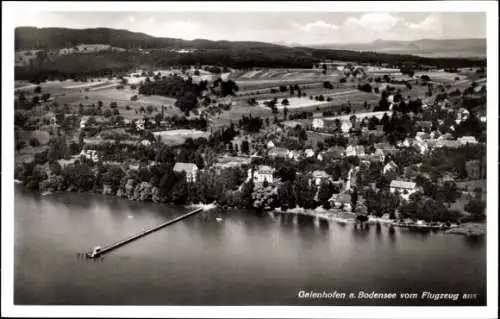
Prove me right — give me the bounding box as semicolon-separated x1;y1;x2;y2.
14;11;486;45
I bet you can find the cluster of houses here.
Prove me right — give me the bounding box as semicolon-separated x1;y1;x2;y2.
244;160;418;212
264;131;480;169
311;112;480;154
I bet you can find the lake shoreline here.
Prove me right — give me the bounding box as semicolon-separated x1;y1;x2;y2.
272;206;486;236
15;182;486;236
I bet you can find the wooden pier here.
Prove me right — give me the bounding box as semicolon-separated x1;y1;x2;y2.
86;207;203;258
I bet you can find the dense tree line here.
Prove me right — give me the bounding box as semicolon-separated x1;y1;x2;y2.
238;115;264;133
420;144;485;180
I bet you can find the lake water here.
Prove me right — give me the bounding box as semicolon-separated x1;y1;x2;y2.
14;186;486;306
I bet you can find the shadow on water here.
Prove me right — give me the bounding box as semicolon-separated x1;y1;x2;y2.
319;218;329;229
352;222;370;239
50;192;95;210
335;221;347;229
275;213;330;236
388;225;397;243
463;235;485;247
278;213;295;227
375;222;382;240
400;228;431;241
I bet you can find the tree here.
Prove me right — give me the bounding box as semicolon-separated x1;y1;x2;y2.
62;162;94;192
294;174;317;209
168;176;187;204
358;83;372;93
241;140;250;154
317;180;335;204
323;81;333;89
175;91;198;116
355;203;368;216
198;171;223;203
48;135;69;162
217;80;239;97
351;187;358;210
41;93;51;101
102;166;125;193
155;145;176;164
278;180;296;210
439;181;459;207
464;199;486;221
146;105;154;114
154;113;163;127
241;181;254;209
274;166;297;182
363;188;399;217
420;75;431;82
374;91;390;111
34;86;42;94
15;111;27;128
401;68;415;77
247;98;258;106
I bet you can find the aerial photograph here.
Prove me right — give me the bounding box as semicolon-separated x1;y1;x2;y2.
3;3;497;317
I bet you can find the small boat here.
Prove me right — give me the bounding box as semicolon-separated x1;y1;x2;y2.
14;179;22;184
41;191;53;196
127;215;134;219
86;246;102;258
216;217;223;222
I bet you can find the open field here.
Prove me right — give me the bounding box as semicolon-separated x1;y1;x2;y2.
243;87;378;110
229;69;329;81
153;129;210;146
210;95;376;129
230;68;342;91
124;68;226;84
31;85;181;120
235;78;340;91
235;82;360;100
236;82;325;97
257;97;328;110
62;80;110;89
214;155;252;169
15;78;119;94
415;71;463;83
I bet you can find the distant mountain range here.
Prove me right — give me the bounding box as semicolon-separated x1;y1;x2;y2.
309;38;486;59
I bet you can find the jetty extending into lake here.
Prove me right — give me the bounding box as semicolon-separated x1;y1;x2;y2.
86;207;203;258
